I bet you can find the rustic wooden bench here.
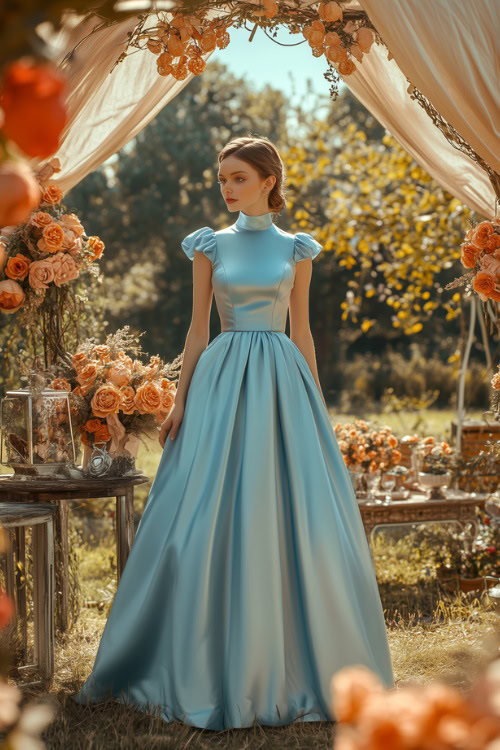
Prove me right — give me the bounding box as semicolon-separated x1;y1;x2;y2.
0;502;57;687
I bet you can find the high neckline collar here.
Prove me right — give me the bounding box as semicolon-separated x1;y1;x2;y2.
235;210;273;231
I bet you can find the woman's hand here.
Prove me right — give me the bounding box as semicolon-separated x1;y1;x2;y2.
158;402;185;449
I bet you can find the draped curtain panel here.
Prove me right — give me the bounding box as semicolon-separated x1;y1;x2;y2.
35;2;498;218
360;0;500;176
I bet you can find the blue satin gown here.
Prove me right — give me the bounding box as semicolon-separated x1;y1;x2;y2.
73;209;395;729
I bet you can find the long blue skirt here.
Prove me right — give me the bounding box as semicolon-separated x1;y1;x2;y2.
73;331;394;729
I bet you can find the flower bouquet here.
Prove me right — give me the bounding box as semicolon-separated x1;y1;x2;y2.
49;326;180;477
0;158;104;364
446;218;500;304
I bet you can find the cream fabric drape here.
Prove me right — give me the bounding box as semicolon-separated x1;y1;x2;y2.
37;1;498;218
360;0;500;176
34;13;215;194
339;42;495;218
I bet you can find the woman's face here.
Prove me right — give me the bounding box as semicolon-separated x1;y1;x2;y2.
217;154;276;215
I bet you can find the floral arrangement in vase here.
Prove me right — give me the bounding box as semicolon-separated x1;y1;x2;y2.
446;217;500;302
415;436;456;474
49;327;180;470
334;419;402;473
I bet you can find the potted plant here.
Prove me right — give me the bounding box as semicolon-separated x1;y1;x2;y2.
458;508;500;593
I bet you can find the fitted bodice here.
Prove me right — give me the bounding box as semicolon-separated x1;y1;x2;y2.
181;211;323;333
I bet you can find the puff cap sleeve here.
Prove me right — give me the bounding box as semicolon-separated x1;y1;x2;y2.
293;232;323;262
181;226;217;262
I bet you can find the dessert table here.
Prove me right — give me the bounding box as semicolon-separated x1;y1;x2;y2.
358;488;490;546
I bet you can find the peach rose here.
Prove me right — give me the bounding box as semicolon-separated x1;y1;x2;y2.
0;60;67;159
5;253;30;281
461;243;480;269
134;381;162;414
61;229;82;255
28;258;55;290
473;271;496;299
48;252;79;286
120;386;136;415
41;184;63;205
471;220;494;250
71;352;88;373
330;665;384;724
76;361;101;388
107;362;131;388
30;211;53;229
0;160;41;227
41;222;65;251
485;231;500;252
161;388;175;412
60;213;84;237
356;26;374;52
87;235;104;261
160;378;176;392
51;377;71;391
0;279;25;313
480;253;500;277
338;58;357;75
91;383;122;418
92;345;111;363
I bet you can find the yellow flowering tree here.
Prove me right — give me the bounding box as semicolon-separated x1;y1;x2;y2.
282;120;472;341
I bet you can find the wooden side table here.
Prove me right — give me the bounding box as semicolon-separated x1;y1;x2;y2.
0;473;149;633
359;491;488;547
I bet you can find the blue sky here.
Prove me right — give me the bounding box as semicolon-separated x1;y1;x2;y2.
211;22;345;106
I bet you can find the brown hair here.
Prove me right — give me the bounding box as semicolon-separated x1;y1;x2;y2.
218;136;287;214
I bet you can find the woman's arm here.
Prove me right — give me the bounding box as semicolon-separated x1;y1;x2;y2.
171;251;214;407
288;258;328;411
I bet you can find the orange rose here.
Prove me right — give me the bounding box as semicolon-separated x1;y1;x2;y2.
5;253;30;281
92;344;111;363
338;58;357;75
76;361;100;387
91;384;122;418
60;213;84;237
40;222;65;252
85;418;102;432
460;243;480;269
94;424;111;444
0;60;67;158
87;236;104;260
485;231;500;252
161;388;175;412
28;258;55;290
79;426;91;446
51;377;71;391
134;381;162;414
473;271;496;298
0;279;25;313
71;352;88;373
120;386;136;415
0;160;41;227
41;184;63;205
30;211;53;229
471;220;494;250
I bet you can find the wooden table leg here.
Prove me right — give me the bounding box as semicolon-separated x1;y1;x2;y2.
14;527;27;662
116;487;135;583
32;518;55;684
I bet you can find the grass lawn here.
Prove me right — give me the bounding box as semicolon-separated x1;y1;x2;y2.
3;408;498;749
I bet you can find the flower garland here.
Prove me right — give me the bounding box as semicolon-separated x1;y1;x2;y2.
116;1;380;99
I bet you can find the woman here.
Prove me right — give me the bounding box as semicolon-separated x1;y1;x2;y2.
73;135;395;730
